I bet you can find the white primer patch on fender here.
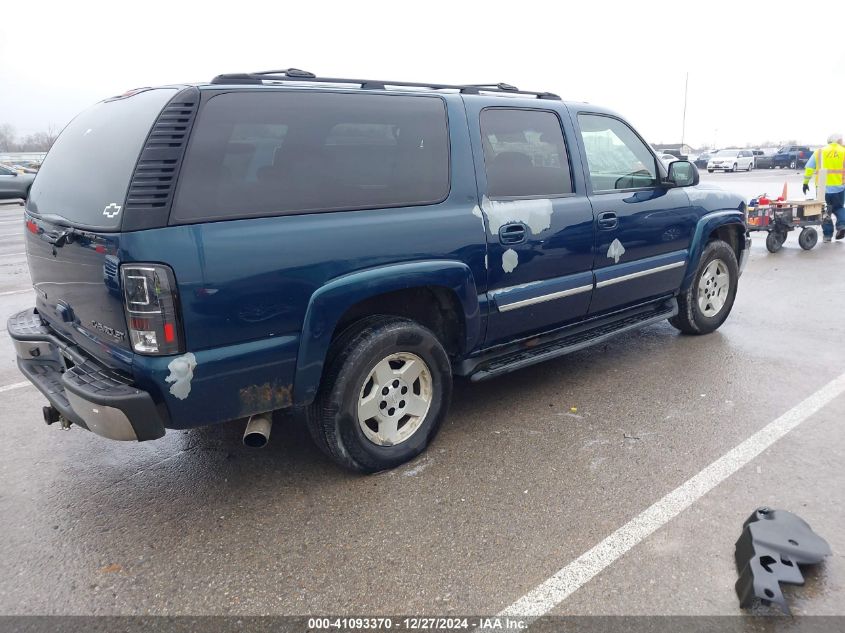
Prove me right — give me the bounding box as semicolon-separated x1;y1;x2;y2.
481;196;554;235
165;352;197;400
502;248;519;273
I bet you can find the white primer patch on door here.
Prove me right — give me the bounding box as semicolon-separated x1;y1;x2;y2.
607;238;626;264
482;196;554;235
502;248;519;273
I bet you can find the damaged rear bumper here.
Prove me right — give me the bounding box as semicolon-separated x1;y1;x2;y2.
8;309;166;441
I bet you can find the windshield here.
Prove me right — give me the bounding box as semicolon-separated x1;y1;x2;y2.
717;150;739;157
27;88;176;230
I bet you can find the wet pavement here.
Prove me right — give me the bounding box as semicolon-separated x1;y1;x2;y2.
0;170;842;618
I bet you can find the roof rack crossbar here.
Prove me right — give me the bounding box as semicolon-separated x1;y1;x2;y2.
209;70;561;100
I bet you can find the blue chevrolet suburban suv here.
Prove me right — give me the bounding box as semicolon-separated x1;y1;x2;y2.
9;69;749;472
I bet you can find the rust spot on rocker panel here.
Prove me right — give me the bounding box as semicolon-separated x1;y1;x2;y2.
238;382;293;415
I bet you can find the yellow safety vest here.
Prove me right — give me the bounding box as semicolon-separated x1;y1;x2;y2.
804;143;845;187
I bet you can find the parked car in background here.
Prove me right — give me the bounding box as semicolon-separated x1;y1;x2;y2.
694;150;717;169
8;70;749;472
753;148;778;169
0;163;35;200
707;149;754;172
772;145;812;169
19;161;41;173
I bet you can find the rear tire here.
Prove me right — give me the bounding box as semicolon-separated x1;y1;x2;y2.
670;239;739;335
306;316;452;473
789;160;797;169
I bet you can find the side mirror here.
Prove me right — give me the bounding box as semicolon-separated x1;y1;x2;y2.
666;160;699;187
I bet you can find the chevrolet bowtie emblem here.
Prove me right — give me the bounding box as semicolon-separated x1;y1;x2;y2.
103;203;122;219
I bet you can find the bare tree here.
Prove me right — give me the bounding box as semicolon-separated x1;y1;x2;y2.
0;123;60;152
0;123;59;152
0;124;16;152
20;132;54;152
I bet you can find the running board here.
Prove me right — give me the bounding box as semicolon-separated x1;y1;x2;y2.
466;299;677;382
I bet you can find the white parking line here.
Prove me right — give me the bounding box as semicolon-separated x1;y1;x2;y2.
500;371;845;617
0;288;33;296
0;252;25;259
0;381;32;393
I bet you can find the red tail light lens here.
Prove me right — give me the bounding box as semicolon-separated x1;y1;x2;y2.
120;264;184;355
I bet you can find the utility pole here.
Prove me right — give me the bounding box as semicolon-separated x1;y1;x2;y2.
680;72;689;152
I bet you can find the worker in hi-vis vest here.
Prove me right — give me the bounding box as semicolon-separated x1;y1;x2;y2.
803;132;845;242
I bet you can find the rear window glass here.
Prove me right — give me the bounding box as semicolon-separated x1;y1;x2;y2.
172;91;450;222
480;108;572;198
27;88;176;229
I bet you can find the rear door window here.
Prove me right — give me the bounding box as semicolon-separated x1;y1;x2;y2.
27;88;177;229
479;108;572;198
171;91;450;222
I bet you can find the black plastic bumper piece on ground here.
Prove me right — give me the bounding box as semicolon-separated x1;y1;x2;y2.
8;308;166;442
735;507;832;613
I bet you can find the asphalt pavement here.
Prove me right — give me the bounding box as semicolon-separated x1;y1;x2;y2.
0;169;842;620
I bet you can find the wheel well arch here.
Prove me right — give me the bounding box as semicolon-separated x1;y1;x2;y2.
681;212;746;290
708;222;743;262
333;285;466;359
293;259;481;406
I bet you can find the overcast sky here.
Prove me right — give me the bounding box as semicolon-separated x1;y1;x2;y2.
2;0;843;149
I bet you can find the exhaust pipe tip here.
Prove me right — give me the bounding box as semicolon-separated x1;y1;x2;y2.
243;414;272;448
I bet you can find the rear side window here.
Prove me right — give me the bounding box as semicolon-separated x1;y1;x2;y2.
480;108;572;198
172;91;450;222
27;88;177;229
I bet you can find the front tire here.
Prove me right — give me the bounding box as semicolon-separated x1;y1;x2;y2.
670;239;739;335
306;316;452;473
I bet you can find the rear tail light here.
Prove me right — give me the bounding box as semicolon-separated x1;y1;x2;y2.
120;264;184;355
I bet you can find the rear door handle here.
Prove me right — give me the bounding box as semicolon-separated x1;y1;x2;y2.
597;212;618;230
499;222;527;244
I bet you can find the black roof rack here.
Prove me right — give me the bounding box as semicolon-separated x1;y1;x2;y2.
209;69;560;100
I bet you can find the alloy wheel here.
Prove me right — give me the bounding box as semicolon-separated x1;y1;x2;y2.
356;352;433;447
697;258;730;317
